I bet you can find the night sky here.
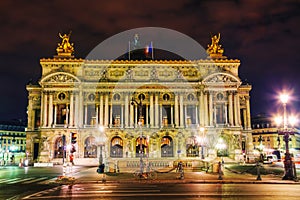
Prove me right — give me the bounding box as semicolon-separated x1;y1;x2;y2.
0;0;299;121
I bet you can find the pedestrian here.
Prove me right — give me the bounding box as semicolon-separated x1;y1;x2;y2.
176;161;184;179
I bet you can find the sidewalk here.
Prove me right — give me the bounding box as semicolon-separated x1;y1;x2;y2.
73;167;300;184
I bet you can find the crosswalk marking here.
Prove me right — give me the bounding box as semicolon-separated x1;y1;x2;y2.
8;177;34;184
0;177;21;184
22;177;48;184
0;177;52;185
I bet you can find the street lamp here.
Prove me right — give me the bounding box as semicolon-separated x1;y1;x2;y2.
276;93;297;180
98;125;106;165
131;96;144;175
216;137;226;180
197;127;205;159
257;135;264;162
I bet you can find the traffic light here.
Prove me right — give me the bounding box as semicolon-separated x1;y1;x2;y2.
71;132;77;144
70;145;76;153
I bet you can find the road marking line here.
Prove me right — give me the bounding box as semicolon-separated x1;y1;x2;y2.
22;177;49;184
3;178;22;184
8;177;33;184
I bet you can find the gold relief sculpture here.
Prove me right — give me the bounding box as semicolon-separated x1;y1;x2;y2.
207;33;225;58
56;32;74;56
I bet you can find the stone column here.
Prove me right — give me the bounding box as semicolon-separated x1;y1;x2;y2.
54;104;57;126
195;106;198;125
204;92;208;126
31;108;35;129
199;91;204;126
209;92;213;126
237;94;241;126
66;104;69;126
243;108;247;129
79;91;83;127
134;105;137;126
246;96;251;130
160;103;162;127
109;104;113;127
146;104;149;127
130;96;134;127
234;92;239;126
184;105;187;127
42;92;48;127
95;105;99;125
27;96;33;129
171;105;174;127
124;94;129;128
179;94;184;127
84;104;87;125
155;93;159;128
224;103;228;125
69;92;74;127
99;94;104;126
74;92;79;127
104;94;109;127
150;93;154;127
228;92;234;126
121;104;124;128
174;94;179;127
48;93;53;127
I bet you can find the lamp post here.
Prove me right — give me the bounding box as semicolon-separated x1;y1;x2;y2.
131;96;144;175
98;126;106;165
277;93;297;180
216;137;226;180
197;127;205;159
257;135;264;162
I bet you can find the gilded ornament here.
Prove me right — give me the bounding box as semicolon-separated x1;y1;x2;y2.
207;33;225;58
56;32;74;57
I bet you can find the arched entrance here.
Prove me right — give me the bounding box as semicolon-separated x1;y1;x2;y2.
110;136;123;158
84;136;97;158
186;136;199;157
54;137;64;158
161;136;173;157
136;136;148;157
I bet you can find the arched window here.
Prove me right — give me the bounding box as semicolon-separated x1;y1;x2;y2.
161;136;173;157
186;136;199;157
113;94;121;101
54;137;64;158
163;93;170;101
136;136;148;157
138;93;145;100
84;136;97;158
110;136;123;158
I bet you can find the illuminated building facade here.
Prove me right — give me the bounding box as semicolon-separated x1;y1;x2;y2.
26;33;253;169
0;120;26;165
251;114;300;160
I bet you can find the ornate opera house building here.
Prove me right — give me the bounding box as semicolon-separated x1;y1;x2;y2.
26;32;253;169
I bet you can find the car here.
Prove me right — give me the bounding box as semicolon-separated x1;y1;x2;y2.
263;155;278;164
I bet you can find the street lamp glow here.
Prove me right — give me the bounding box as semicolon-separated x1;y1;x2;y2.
288;115;297;127
279;93;289;104
98;125;105;132
199;127;205;132
274;116;283;126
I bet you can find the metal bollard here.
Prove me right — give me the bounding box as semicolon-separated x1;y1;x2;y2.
218;161;223;180
256;162;262;181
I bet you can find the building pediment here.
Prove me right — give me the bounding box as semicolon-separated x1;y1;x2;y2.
40;72;81;84
202;72;241;85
